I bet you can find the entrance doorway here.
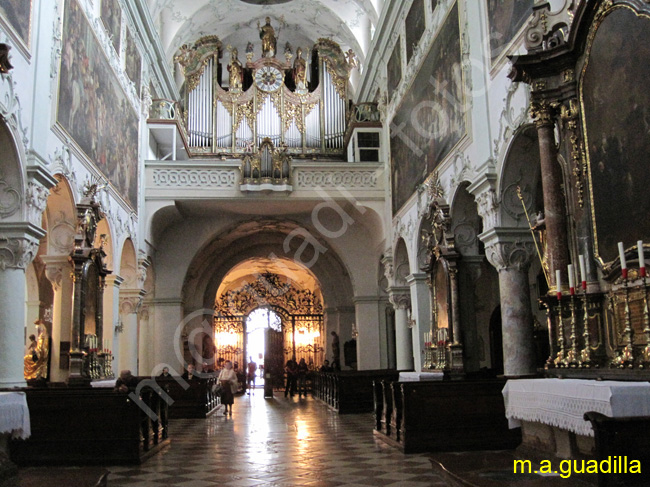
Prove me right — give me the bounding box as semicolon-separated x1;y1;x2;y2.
245;308;282;390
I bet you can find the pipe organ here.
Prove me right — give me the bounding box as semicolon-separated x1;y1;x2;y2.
175;33;352;157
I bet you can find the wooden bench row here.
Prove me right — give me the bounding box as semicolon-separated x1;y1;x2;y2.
158;376;221;419
373;378;521;453
312;370;400;414
10;386;169;465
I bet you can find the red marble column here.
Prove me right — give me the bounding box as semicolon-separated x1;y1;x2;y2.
533;101;569;290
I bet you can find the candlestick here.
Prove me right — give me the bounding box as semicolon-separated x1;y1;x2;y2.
568;264;575;295
619;242;628;279
579;254;587;290
639;240;646;278
556;269;562;299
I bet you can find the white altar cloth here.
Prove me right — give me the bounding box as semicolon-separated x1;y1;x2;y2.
399;371;444;382
0;392;31;439
502;378;650;437
90;379;117;388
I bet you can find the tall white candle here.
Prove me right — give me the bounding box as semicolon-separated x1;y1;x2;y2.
568;264;575;290
638;240;645;269
579;255;587;284
618;242;627;269
556;269;561;292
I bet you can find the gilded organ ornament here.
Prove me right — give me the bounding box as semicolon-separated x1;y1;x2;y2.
255;65;284;92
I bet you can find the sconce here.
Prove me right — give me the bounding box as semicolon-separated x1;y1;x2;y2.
351;322;358;339
407;309;417;329
114;319;124;334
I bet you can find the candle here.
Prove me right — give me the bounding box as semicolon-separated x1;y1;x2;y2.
556;269;562;299
619;242;628;278
579;254;587;290
568;264;575;295
638;240;646;278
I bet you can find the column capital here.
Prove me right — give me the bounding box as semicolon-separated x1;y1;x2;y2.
530;99;560;128
381;251;394;283
105;274;125;289
41;254;73;290
468;174;499;231
0;222;45;270
120;289;146;315
406;272;428;285
480;227;536;272
388;286;411;310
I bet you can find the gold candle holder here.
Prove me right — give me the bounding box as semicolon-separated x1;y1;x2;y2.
641;275;650;365
554;298;566;367
564;294;579;367
579;290;592;367
613;276;634;367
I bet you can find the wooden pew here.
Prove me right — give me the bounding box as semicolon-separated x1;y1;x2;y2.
374;378;521;453
584;411;650;487
159;376;220;419
10;385;169;465
313;370;400;414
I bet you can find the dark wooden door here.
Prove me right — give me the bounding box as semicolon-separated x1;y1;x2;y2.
264;327;284;398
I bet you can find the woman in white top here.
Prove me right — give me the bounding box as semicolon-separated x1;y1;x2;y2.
218;360;239;415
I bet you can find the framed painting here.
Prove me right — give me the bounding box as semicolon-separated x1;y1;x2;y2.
57;0;139;210
487;0;534;61
390;2;465;214
387;39;401;102
405;0;425;64
582;7;650;265
125;26;142;93
0;0;33;49
101;0;121;53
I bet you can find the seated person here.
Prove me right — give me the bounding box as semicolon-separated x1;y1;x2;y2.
115;369;139;393
181;363;198;381
158;366;171;378
320;360;333;372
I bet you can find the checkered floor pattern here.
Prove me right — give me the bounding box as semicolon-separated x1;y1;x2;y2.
107;390;446;487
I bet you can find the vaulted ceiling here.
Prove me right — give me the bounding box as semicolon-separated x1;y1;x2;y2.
146;0;383;66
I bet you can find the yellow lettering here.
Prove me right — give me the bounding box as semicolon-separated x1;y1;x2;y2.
514;460;531;473
559;460;572;478
600;458;611;474
630;460;641;474
573;460;585;474
586;460;598;474
538;460;552;474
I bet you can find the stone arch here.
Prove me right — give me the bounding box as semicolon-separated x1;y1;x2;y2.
44;175;76;257
393;237;410;287
450;182;500;372
498;124;543;229
117;238;139;373
0;119;25;222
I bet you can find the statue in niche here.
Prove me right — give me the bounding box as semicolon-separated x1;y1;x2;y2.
258;17;277;57
293;47;308;93
228;48;243;92
24;320;49;380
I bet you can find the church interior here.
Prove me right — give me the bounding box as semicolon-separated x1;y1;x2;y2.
1;0;650;485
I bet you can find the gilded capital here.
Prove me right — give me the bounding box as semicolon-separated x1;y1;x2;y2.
529;100;560;128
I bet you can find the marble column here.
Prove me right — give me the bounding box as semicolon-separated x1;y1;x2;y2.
389;288;414;370
138;304;151;376
353;296;382;370
42;255;74;382
118;290;144;373
407;273;431;371
0;224;44;388
531;101;569;287
103;275;123;376
482;228;537;377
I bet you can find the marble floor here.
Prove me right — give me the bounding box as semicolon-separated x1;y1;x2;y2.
107;390;447;487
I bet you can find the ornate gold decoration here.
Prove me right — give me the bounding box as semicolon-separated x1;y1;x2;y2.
315;38;350;99
559;98;586;208
174;36;221;92
529;100;559;128
215;272;322;316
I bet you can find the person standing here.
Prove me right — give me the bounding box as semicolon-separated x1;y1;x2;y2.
297;358;309;398
218;360;238;416
246;357;257;394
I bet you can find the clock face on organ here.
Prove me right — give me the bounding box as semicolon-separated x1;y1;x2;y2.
255;66;284;92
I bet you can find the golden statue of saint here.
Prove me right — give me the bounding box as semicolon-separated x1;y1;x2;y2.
258;17;277;58
228;48;243;92
24;320;49;380
293;47;307;92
